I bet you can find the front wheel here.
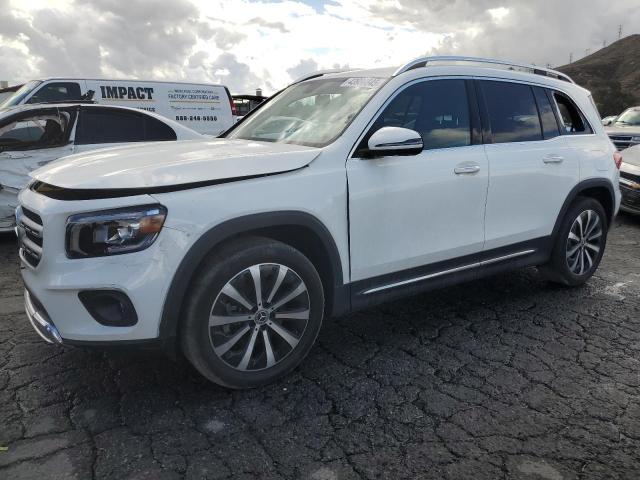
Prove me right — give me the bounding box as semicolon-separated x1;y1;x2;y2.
181;237;324;389
542;197;608;286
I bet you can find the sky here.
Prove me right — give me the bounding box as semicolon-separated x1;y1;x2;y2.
0;0;638;94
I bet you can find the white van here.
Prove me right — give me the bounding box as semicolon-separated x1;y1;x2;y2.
0;78;236;136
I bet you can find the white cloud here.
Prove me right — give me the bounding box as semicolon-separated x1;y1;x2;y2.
0;0;638;95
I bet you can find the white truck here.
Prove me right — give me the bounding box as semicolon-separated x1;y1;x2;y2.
0;78;236;136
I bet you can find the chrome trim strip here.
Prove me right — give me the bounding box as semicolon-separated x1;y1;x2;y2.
480;249;536;266
24;290;63;344
362;249;536;295
19;215;43;237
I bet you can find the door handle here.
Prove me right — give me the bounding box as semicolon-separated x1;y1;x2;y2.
543;154;564;164
454;163;480;174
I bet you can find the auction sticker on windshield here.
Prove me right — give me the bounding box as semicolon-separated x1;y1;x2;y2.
340;78;387;89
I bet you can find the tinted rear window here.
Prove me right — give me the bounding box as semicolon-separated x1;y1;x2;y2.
76;108;176;144
481;81;542;143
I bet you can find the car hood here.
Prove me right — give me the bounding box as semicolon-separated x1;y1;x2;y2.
31;139;321;190
622;145;640;168
605;125;640;136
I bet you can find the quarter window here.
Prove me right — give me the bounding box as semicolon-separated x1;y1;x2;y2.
75;108;176;145
533;87;560;139
481;81;542;143
367;79;471;151
553;92;592;134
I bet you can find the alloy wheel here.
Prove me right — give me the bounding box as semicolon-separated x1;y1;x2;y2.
566;209;603;275
209;263;310;371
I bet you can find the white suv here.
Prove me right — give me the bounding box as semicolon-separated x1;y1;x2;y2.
17;57;621;388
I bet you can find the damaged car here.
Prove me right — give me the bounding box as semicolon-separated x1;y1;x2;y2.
0;103;202;231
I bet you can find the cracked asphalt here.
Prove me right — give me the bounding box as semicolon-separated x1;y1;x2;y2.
1;213;640;480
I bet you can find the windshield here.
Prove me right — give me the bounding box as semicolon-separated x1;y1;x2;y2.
0;80;42;109
227;77;386;147
614;108;640;127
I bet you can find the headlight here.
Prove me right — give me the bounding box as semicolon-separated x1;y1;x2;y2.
631;136;640;142
66;205;167;258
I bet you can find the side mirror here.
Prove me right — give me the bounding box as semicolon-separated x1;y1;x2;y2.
367;127;423;156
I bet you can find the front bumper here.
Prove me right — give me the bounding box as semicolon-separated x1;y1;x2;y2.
17;187;189;343
620;179;640;215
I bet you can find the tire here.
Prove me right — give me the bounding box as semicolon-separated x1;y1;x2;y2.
180;236;324;388
542;196;608;286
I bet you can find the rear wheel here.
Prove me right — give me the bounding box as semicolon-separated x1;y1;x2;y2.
542;197;608;286
181;237;324;388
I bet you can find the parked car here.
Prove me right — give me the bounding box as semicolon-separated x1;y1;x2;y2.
0;103;202;231
0;78;236;135
17;56;621;388
604;106;640;150
619;144;640;214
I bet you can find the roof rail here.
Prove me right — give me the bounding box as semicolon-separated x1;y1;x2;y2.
24;100;97;106
291;68;356;85
393;56;574;83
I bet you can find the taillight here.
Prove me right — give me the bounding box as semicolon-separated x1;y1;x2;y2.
613;151;622;169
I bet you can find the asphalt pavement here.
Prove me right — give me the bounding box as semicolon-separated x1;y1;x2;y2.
1;213;639;479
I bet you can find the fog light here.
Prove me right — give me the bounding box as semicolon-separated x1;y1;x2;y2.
78;290;138;327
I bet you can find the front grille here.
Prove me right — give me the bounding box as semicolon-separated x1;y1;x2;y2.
608;135;634;150
17;206;44;268
620;184;640;209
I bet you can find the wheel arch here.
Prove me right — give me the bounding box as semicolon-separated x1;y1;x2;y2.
158;211;348;340
551;178;616;242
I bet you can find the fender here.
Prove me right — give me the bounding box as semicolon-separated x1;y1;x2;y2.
551;177;616;242
158;211;346;340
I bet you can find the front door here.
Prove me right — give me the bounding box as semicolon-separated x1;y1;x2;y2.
347;78;489;283
0;108;74;229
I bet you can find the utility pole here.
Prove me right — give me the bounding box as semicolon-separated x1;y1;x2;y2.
569;52;573;63
618;24;623;39
602;39;607;48
585;48;591;57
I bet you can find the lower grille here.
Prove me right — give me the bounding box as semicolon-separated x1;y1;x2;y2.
16;206;44;268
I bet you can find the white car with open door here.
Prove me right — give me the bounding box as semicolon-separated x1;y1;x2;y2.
0;103;202;230
17;57;620;389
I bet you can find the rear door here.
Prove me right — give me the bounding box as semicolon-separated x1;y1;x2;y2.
479;80;579;251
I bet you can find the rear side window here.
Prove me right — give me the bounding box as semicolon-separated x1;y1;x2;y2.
75;108;176;145
367;79;471;151
533;87;560;139
481;81;542;143
27;82;82;104
553;92;593;135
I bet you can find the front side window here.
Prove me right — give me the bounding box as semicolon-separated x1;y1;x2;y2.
0;110;70;151
481;81;542;143
27;82;82;104
553;92;592;134
75;108;176;144
227;77;385;147
613;108;640;127
364;79;471;151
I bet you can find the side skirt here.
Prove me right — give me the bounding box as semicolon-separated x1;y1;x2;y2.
349;237;552;312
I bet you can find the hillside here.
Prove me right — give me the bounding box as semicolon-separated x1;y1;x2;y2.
556;34;640;116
